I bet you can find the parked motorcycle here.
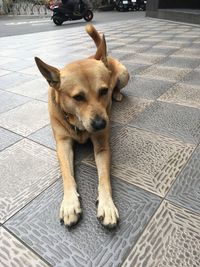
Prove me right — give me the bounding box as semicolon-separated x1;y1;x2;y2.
50;0;93;26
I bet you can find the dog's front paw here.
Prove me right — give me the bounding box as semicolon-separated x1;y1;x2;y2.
113;91;123;102
97;195;119;229
60;192;82;227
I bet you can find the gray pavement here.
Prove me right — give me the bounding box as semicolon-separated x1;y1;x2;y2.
0;16;200;267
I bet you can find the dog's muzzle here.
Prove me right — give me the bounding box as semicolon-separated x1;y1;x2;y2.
91;116;106;131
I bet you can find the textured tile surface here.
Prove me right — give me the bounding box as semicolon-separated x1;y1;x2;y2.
158;83;200;109
0;89;30;114
7;78;48;101
111;96;152;124
1;17;200;267
167;145;200;214
139;66;191;82
0;227;48;267
0;127;22;151
84;126;194;197
160;56;200;69
122;201;200;267
5;164;161;267
0;72;35;90
0;100;49;136
0;139;59;223
131;101;200;144
124;76;174;100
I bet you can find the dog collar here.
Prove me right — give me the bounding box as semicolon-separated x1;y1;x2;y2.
63;113;84;134
51;91;85;134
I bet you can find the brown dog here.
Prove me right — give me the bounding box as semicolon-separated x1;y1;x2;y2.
35;24;129;228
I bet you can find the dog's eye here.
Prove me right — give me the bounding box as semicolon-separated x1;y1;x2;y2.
99;88;108;97
73;94;85;102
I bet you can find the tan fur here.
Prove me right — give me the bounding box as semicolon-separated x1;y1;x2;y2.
35;24;129;228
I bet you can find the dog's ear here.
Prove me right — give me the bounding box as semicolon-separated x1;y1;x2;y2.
35;57;60;90
94;34;108;67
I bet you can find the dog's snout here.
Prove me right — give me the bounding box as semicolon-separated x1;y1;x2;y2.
91;116;106;131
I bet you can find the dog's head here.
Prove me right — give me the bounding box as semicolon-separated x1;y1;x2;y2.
35;25;129;133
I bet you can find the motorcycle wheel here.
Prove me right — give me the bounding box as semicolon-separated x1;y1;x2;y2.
53;17;63;26
83;10;93;22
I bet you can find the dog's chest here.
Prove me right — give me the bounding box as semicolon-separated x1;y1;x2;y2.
71;130;90;144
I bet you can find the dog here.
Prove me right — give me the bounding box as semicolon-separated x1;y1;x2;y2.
35;24;129;228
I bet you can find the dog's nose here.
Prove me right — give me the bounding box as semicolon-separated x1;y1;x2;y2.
91;116;106;131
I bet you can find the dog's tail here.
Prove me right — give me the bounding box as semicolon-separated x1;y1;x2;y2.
85;24;102;48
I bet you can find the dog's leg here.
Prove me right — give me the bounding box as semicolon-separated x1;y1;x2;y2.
56;137;81;227
91;134;119;228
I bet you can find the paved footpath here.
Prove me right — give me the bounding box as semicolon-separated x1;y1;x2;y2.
0;17;200;267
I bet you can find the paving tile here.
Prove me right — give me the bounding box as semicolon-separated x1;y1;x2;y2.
0;100;49;136
183;70;200;86
167;145;200;214
19;65;42;76
6;78;48;101
123;53;165;64
111;95;152;124
160;56;200;69
139;66;191;82
0;127;22;151
0;69;10;76
122;201;200;267
84;126;194;197
0;58;34;71
28;125;56;150
122;61;149;76
0;227;48;267
0;89;30;114
0;72;36;90
173;48;200;58
159;83;200;109
0;139;59;223
131;101;200;144
5;164;161;267
142;46;177;56
124;76;174;100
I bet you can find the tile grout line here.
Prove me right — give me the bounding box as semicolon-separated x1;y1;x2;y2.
2;175;61;225
2;224;53;267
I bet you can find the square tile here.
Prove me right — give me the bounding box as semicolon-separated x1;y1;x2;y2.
122;201;200;267
0;90;30;114
183;70;200;86
0;227;48;267
123;53;165;65
0;127;22;151
0;100;49;136
160;56;200;69
143;46;177;56
0;59;33;71
139;66;191;82
167;145;200;214
5;164;161;267
111;96;152;124
7;78;48;101
0;69;11;76
124;76;174;100
131;101;200;144
0;139;59;223
122;62;149;76
28;125;56;150
84;127;194;197
173;48;200;58
0;72;36;90
159;83;200;109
